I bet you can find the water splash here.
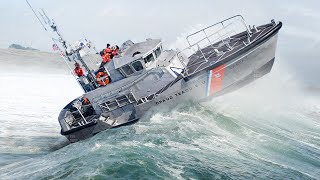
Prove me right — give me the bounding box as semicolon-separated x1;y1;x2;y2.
0;49;319;179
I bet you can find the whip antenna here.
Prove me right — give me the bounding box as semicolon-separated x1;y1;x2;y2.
26;0;47;31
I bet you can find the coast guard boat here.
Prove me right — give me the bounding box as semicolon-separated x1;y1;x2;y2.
27;1;282;142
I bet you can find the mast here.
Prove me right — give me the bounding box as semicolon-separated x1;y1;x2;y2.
26;0;99;89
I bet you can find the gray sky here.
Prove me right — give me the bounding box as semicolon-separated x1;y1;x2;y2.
0;0;319;84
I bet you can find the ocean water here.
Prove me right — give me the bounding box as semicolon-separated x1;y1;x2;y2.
0;50;319;179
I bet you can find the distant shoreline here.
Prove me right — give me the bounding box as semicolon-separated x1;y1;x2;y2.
8;44;40;51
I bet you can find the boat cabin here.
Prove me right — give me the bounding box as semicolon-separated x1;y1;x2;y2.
105;39;163;82
74;38;182;94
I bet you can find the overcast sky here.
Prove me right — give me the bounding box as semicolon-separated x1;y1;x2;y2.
0;0;319;85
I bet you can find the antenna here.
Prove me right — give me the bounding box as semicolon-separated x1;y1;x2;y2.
41;8;51;24
26;0;47;31
26;0;100;90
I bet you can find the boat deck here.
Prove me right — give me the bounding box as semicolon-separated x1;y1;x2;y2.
185;23;275;75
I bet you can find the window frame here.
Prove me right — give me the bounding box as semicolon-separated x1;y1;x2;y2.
131;60;144;72
155;47;161;58
121;64;135;76
144;53;155;64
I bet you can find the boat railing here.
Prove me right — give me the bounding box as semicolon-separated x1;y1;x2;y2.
177;15;251;76
99;92;137;112
64;103;96;129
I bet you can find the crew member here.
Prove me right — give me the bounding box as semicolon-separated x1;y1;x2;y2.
99;43;111;56
100;52;111;68
81;96;90;105
99;44;113;68
74;62;84;77
105;44;112;54
110;45;119;59
80;96;95;117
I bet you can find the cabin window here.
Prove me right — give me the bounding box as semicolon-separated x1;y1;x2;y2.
132;61;144;71
144;53;154;63
155;47;161;58
121;64;134;76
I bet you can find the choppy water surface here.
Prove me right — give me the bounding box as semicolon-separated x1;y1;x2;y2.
0;55;319;179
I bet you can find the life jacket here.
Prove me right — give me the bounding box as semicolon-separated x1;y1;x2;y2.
74;67;84;77
105;48;112;54
102;53;111;63
96;71;109;86
112;48;119;57
83;97;89;105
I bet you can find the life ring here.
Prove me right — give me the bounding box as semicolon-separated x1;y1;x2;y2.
96;72;109;86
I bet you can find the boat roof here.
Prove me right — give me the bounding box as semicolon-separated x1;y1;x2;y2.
113;39;161;69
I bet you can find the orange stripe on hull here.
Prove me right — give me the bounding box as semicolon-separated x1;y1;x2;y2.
209;64;226;95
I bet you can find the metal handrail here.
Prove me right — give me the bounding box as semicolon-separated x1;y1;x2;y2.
187;22;231;48
176;15;251;77
186;15;250;47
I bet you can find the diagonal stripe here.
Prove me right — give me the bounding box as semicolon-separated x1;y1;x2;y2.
209;64;226;95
